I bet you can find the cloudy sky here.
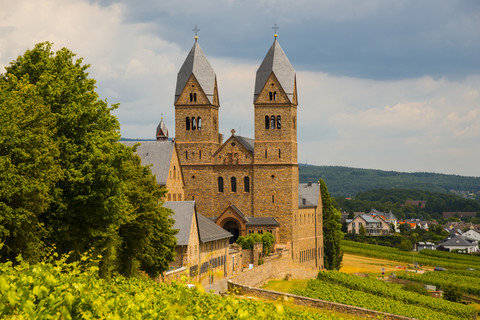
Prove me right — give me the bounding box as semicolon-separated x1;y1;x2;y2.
1;0;479;176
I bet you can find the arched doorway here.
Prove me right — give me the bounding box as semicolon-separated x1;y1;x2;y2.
223;220;240;244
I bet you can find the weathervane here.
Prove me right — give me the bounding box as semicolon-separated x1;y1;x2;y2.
272;24;279;38
193;25;200;41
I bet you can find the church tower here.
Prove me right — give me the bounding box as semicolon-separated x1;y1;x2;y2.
174;40;220;211
252;37;299;257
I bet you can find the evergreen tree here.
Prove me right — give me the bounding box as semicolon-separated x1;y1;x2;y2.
320;179;343;270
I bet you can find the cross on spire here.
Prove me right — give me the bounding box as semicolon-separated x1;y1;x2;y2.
193;25;200;41
272;24;279;38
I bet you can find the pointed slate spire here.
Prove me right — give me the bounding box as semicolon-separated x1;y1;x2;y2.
156;117;168;141
254;39;296;103
175;41;216;104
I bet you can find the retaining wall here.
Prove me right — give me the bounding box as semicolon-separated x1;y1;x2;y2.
228;281;415;320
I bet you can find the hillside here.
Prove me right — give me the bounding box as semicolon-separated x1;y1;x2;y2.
299;164;480;197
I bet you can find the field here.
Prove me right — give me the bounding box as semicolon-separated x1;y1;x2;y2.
342;240;480;270
263;242;480;319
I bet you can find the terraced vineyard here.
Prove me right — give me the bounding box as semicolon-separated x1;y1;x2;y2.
293;272;476;320
397;271;480;297
0;258;341;319
342;240;480;270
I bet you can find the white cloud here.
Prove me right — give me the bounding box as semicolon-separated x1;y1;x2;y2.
1;0;479;177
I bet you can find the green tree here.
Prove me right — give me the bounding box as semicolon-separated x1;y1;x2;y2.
320;179;343;270
359;224;367;236
1;42;177;277
0;76;62;262
236;232;275;255
443;284;463;302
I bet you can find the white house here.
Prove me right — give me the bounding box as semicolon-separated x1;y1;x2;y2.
462;229;480;242
438;235;478;253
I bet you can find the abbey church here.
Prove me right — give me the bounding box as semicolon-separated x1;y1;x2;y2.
125;36;324;273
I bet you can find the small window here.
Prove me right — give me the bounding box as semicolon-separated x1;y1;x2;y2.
277;115;281;129
244;176;250;192
272;195;275;203
269;91;273;101
271;116;275;129
265;115;270;129
193;93;197;102
199;150;202;159
218;177;224;193
265;149;267;158
279;149;281;159
186;117;190;130
231;177;237;192
197;117;202;130
192;117;197;130
273;91;277;101
185;151;188;159
189;93;193;102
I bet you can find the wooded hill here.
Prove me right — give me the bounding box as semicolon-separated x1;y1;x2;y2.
299;164;480;198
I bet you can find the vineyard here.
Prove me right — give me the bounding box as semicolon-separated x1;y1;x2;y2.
397;271;480;297
342;240;480;270
293;272;476;320
0;257;340;319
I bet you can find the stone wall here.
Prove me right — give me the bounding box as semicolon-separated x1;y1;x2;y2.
228;281;414;320
231;250;317;287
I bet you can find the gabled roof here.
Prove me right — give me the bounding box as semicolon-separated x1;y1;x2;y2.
175;41;216;104
121;141;174;185
254;39;295;103
440;235;476;247
369;209;397;220
235;136;255;154
213;134;254;157
246;217;280;227
197;213;232;243
163;201;195;246
229;204;249;223
359;214;378;223
299;183;320;208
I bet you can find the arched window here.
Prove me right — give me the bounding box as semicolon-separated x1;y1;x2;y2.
218;177;224;193
273;91;277;101
192;117;197;130
269;92;273;101
270;116;275;129
244;177;250;192
279;149;281;159
173;166;176;180
231;177;237;192
185;151;188;159
189;93;193;102
199;150;202;159
186;117;190;130
265;115;270;129
193;93;197;102
277;115;281;129
265;149;267;158
197;117;202;130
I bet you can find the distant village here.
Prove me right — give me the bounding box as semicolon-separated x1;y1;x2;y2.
343;206;480;254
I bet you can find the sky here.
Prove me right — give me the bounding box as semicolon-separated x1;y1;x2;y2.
1;0;479;177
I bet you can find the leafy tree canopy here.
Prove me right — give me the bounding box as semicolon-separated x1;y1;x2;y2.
0;42;176;277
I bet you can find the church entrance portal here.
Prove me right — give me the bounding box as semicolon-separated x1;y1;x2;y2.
223;220;239;244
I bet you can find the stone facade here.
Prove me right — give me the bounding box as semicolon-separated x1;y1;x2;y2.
170;39;323;268
165;145;185;201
